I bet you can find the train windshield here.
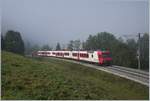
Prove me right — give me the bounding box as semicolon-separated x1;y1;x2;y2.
102;53;111;58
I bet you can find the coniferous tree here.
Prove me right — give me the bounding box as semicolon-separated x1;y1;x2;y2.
140;33;149;70
1;35;5;50
73;40;81;51
67;40;74;51
56;42;61;50
4;30;25;55
41;44;52;51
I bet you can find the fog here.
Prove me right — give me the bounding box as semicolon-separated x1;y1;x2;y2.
1;0;149;47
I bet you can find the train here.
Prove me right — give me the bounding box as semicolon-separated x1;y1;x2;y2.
33;50;112;65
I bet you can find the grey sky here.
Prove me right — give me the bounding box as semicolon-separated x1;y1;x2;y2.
2;0;149;47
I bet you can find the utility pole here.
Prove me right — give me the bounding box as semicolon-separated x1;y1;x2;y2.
123;33;143;70
138;33;141;70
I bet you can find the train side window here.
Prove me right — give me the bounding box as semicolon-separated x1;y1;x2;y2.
64;53;69;56
72;53;77;57
86;54;89;58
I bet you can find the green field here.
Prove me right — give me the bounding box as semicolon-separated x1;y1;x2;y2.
1;51;149;100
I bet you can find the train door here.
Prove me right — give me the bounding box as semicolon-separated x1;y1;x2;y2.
62;52;64;58
77;52;80;60
88;51;94;62
97;51;103;64
90;53;94;62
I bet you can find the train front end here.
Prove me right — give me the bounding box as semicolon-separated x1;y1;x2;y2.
97;50;112;65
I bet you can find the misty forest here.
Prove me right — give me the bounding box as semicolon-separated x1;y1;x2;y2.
1;30;149;70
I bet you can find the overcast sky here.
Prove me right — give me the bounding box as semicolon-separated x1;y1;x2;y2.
2;0;149;47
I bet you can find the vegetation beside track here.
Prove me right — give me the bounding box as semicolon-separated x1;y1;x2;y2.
1;51;149;100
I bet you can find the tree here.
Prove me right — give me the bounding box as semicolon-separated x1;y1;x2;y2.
56;42;61;50
1;35;5;50
41;44;52;51
126;39;137;51
82;41;86;50
67;40;74;51
73;40;81;50
24;41;32;55
85;32;118;51
83;32;138;68
67;40;81;51
4;30;25;55
84;35;94;50
140;33;149;70
31;44;40;52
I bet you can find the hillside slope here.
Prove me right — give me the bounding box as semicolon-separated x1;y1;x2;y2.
1;51;149;100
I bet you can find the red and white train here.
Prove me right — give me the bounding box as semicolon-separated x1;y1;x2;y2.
33;50;112;65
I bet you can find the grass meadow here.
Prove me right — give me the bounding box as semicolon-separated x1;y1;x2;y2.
1;51;149;100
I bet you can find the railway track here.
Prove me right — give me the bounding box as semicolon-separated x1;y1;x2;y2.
110;65;149;79
78;62;149;86
37;56;149;87
105;65;149;86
